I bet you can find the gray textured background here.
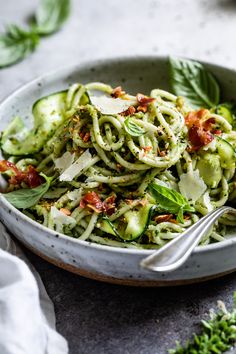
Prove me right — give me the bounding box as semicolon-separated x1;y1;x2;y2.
1;1;236;353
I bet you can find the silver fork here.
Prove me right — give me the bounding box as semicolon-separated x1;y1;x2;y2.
140;206;236;272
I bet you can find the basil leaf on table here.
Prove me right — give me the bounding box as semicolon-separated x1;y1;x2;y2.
34;0;71;35
0;0;71;68
0;25;39;68
3;174;53;209
169;56;220;109
124;118;145;137
148;182;194;223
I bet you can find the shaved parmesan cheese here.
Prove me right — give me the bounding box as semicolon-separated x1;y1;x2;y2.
153;178;178;191
54;152;75;172
153;178;169;188
195;191;214;215
201;192;214;213
90;95;135;114
50;206;76;232
178;170;207;202
67;189;82;201
60;150;92;182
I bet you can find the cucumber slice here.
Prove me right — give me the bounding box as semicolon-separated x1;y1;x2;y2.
1;116;28;152
214;103;235;124
99;204;155;241
196;153;222;188
216;136;235;169
1;91;67;156
98;218;117;236
1;116;25;141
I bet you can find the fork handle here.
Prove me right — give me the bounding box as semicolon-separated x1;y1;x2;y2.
140;206;235;272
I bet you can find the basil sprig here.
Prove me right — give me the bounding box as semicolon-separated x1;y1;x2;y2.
149;182;194;223
34;0;70;35
169;292;236;354
0;25;39;68
0;0;70;68
124;118;145;137
169;56;220;109
3;173;53;209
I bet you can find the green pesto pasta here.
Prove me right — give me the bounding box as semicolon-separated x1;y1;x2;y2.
1;81;236;249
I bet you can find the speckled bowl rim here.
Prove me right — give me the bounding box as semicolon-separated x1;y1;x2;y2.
0;55;236;256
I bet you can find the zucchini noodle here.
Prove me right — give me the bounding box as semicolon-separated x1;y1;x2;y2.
1;81;236;249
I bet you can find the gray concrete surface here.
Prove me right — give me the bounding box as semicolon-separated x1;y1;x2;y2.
1;0;236;353
26;250;236;354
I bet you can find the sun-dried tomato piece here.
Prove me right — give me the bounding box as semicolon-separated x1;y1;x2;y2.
103;194;116;215
79;198;86;209
83;192;101;205
120;106;136;116
137;105;148;113
185;109;209;128
80;192;116;215
0;160;42;188
212;129;222;135
188;126;213;150
202;118;216;130
25;165;43;188
104;194;116;204
154;214;173;224
83;132;90;143
184;214;191;221
0;160;18;174
136;93;155;113
80;191;103;211
60;208;71;216
185;110;215;151
79;131;91;143
169;218;178;224
111;86;126;98
136;93;155;106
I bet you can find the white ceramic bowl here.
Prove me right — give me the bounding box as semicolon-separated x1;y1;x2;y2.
1;56;236;286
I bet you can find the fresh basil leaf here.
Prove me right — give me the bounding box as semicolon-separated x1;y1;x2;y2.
124;118;145;137
34;0;70;35
43;187;68;199
177;208;184;224
0;25;39;68
169;56;220;109
149;183;194;223
3;173;53;209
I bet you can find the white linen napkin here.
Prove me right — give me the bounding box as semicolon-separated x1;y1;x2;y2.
0;222;68;354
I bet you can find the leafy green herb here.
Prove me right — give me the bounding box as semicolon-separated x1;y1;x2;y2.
0;0;70;68
0;25;39;68
3;173;53;209
43;187;68;199
124;118;145;137
148;183;194;223
34;0;70;35
169;56;220;109
169;293;236;354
